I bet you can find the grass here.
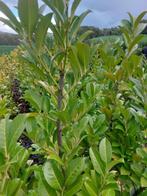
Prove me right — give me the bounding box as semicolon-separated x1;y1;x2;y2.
0;45;16;55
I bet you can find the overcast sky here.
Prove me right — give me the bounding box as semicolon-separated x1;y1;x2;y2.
0;0;147;33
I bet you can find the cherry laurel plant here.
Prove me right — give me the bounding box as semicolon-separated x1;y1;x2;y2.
0;0;147;195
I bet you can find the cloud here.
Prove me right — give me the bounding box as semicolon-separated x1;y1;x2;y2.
0;12;16;33
0;0;18;33
2;0;17;6
0;0;147;33
76;0;147;27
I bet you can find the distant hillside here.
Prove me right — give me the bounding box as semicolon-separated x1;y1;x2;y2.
0;32;19;45
78;22;147;40
0;21;146;46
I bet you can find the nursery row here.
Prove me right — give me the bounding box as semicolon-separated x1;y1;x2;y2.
0;0;147;195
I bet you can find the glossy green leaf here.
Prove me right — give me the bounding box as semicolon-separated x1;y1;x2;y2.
43;161;64;190
102;189;115;196
84;181;97;196
43;0;64;23
128;34;144;53
47;21;64;47
0;119;7;156
89;147;104;175
25;90;42;112
35;13;52;51
133;11;147;30
18;0;39;39
141;177;147;187
77;42;91;72
28;190;38;196
128;12;134;25
5;178;23;196
99;138;112;164
7;115;27;153
65;176;83;196
69;10;91;40
65;157;85;186
68;45;81;80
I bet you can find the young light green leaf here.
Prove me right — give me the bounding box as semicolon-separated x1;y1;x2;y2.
128;12;134;25
0;119;7;156
99;138;112;164
128;34;144;53
69;10;91;40
68;45;81;80
77;42;91;72
47;150;64;166
102;189;115;196
65;157;85;186
133;11;147;30
141;177;147;187
89;147;105;175
43;161;64;190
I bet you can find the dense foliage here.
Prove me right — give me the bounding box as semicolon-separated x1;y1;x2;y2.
0;48;33;116
0;0;147;195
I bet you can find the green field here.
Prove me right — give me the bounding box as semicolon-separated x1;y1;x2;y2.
91;34;147;46
0;45;16;55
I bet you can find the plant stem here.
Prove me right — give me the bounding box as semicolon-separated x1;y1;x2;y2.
57;70;64;156
0;164;9;193
57;0;68;157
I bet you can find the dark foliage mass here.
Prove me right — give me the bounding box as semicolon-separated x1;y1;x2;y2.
11;79;30;113
11;79;45;165
19;134;45;165
142;46;147;57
